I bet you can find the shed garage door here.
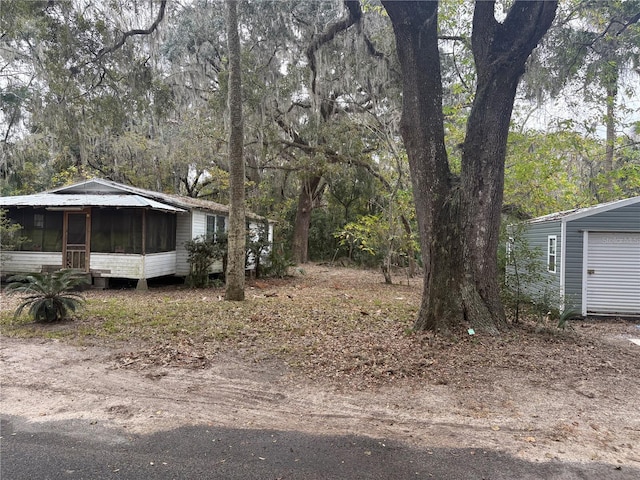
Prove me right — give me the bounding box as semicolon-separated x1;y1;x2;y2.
586;232;640;315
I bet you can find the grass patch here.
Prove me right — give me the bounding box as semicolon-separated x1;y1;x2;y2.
6;267;617;390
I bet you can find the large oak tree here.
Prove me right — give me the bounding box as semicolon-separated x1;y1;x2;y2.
380;1;557;332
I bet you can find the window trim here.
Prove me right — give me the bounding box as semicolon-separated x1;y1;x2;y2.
506;236;514;264
547;235;557;273
206;214;227;242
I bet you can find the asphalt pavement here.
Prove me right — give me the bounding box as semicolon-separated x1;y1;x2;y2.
1;416;637;480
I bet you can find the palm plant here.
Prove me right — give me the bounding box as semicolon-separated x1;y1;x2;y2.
6;269;90;323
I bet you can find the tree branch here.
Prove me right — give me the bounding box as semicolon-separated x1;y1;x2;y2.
473;0;558;78
95;0;167;63
306;0;362;95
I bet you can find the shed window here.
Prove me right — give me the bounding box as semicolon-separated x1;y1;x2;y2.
547;235;557;273
506;236;514;264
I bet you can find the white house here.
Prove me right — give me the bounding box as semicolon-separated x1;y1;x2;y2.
0;178;274;288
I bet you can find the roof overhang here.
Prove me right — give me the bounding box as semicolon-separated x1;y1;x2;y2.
525;196;640;225
0;193;186;213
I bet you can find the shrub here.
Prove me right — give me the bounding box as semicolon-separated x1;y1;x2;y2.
185;234;227;288
0;208;24;267
6;269;89;323
246;222;271;278
502;223;558;323
263;242;295;278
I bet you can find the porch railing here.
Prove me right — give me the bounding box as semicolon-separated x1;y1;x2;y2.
65;245;86;270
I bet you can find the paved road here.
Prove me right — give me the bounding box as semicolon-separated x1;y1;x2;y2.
1;416;637;480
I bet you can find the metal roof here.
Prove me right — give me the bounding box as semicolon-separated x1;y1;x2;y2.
49;178;230;213
0;193;185;213
1;178;272;221
527;196;640;224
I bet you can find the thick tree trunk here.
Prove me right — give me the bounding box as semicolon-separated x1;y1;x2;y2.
383;0;557;333
383;2;460;331
458;1;557;331
224;0;246;301
291;175;322;264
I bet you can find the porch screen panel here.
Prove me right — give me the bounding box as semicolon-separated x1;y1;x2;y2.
8;208;63;251
146;210;176;253
91;209;142;254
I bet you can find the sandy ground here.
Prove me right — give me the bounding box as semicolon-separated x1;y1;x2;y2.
1;267;639;469
2;332;639;468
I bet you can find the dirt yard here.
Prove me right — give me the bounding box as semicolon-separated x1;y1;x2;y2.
1;265;639;468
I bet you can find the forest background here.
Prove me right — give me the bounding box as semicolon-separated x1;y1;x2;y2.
1;0;639;270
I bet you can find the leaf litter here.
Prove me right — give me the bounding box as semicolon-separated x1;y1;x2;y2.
1;264;639;467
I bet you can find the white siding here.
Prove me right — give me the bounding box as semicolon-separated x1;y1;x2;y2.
175;213;192;276
91;252;178;279
210;259;224;274
584;232;640;315
144;252;178;278
192;210;208;237
1;252;63;275
90;253;145;279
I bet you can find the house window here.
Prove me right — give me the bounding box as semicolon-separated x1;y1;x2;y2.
206;216;215;239
206;215;226;241
547;235;557;273
216;216;226;236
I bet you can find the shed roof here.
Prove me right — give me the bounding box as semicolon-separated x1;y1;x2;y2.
527;196;640;225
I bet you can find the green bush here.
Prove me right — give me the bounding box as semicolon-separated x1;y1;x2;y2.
185;234;227;288
6;269;89;323
246;222;271;278
1;208;24;266
263;242;295;278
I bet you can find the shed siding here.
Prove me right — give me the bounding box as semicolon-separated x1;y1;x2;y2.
564;202;640;312
517;220;562;303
